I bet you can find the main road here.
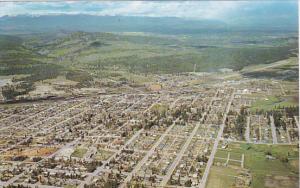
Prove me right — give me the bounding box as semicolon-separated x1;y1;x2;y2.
119;119;178;188
119;95;187;187
160;92;218;186
270;115;278;144
245;116;251;143
199;91;235;188
79;96;162;188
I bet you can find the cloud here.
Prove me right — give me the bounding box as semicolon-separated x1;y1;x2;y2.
0;1;297;22
0;1;245;19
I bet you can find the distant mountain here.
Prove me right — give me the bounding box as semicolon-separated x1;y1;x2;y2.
0;15;297;35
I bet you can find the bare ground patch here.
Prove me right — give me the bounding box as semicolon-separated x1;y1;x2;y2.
265;175;298;188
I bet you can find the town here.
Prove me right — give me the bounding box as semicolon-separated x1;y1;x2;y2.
0;72;298;188
0;1;299;188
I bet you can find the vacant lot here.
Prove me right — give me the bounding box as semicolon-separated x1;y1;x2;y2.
71;147;87;158
4;147;57;158
208;143;299;188
207;166;238;188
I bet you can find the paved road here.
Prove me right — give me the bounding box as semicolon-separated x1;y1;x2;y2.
0;105;41;124
16;100;83;129
120;120;178;188
259;115;262;142
78;128;144;188
199;91;235;188
191;94;200;105
160;93;215;187
114;96;152;132
123;95;147;113
160;119;204;186
120;95;187;187
0;95;156;187
245;116;251;143
0;104;60;131
78;97;161;187
84;146;97;161
0;105;47;123
0;138;80;187
286;128;291;144
43;107;90;134
11;183;61;188
221;138;297;146
270;115;278;144
294;116;299;128
0;101;88;154
1;101;102;187
143;96;161;114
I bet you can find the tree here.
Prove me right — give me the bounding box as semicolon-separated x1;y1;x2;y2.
2;85;17;101
184;179;192;187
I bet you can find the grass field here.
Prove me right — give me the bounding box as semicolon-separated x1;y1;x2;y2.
71;147;87;158
94;149;114;161
208;143;299;188
207;166;239;188
215;150;228;159
250;95;282;111
250;94;298;112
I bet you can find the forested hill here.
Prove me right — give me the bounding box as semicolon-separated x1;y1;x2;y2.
0;31;297;78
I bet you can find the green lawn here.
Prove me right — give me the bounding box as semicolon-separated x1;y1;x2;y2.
71;147;87;158
227;143;299;188
250;94;298;112
230;152;243;161
250;95;281;111
94;149;114;161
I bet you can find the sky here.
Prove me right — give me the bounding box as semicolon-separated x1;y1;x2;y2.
0;1;298;21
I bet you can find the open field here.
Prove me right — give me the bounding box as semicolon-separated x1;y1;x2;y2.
250;94;298;111
210;142;299;188
206;166;239;188
71;148;88;158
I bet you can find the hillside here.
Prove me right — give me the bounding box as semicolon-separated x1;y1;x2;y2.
0;31;298;75
0;30;297;99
